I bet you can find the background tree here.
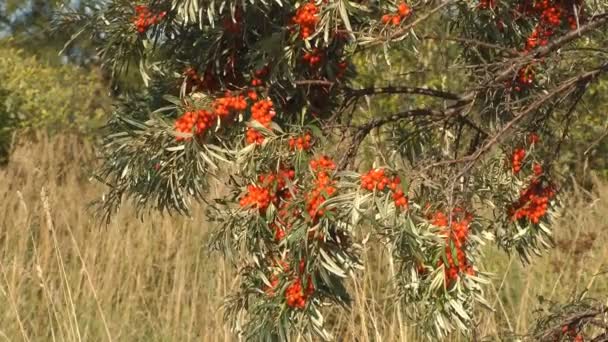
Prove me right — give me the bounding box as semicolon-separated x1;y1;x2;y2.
57;0;608;339
0;45;111;164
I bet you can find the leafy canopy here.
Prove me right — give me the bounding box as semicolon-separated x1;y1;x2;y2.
57;0;608;339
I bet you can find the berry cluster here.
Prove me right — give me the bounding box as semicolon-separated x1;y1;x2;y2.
292;2;320;39
212;93;248;118
512;148;527;173
251;66;269;87
512;132;542;173
246;99;276;145
289;133;313;151
336;60;348;79
521;0;581;52
514;66;536;91
239;185;273;211
486;0;584;91
246;129;265;145
533;162;543;176
432;209;475;284
360;168;408;209
381;2;412;26
133;5;166;33
509;177;556;224
183;66;218;93
239;168;296;213
303;49;323;68
528;132;540;145
174;110;216;141
560;325;584;342
265;258;315;310
478;0;496;10
285;276;315;309
174;91;252;141
306;156;337;221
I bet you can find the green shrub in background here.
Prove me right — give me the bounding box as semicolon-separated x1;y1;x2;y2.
0;43;111;163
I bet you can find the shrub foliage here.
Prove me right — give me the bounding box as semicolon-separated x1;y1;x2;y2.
57;0;608;339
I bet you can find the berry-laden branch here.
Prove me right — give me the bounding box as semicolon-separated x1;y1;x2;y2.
452;62;608;182
60;0;608;339
530;298;608;342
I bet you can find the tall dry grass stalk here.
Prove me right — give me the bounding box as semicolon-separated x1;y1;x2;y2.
1;134;607;341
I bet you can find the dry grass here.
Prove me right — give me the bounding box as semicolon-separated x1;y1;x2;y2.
1;134;607;341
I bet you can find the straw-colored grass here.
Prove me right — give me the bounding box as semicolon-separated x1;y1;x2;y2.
1;134;606;341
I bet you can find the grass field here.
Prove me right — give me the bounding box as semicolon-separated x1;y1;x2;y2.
1;134;607;341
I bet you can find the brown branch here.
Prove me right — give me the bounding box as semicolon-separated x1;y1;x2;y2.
536;307;608;341
345;85;463;101
337;103;473;170
420;34;520;57
533;13;608;58
294;79;335;86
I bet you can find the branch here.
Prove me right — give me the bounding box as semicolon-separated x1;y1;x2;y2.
536;307;608;341
337;103;472;170
492;13;608;85
345;85;464;101
444;63;608;178
361;0;455;48
294;79;335;87
420;34;520;57
533;13;608;58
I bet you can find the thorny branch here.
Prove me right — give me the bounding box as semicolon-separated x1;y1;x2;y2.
535;306;608;341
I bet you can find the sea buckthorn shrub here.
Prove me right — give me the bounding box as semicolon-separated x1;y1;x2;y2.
58;0;608;339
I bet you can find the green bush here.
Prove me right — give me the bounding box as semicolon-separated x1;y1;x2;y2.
0;44;111;163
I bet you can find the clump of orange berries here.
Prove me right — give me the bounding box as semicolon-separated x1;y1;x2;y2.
306;156;337;221
511;132;541;173
286;276;315;309
251;66;269;87
289;133;313;151
336;60;348;79
239;168;296;213
559;324;584;342
182;66;218;93
292;2;320;39
133;5;166;33
174;110;216;141
246;99;276;145
174;92;251;141
431;209;475;285
512;148;527;173
212;93;248;118
381;2;412;26
508;132;556;224
246;128;265;145
512;66;536;91
265;258;315;310
239;185;274;211
360;168;408;209
509;177;556;224
303;49;323;68
478;0;496;10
